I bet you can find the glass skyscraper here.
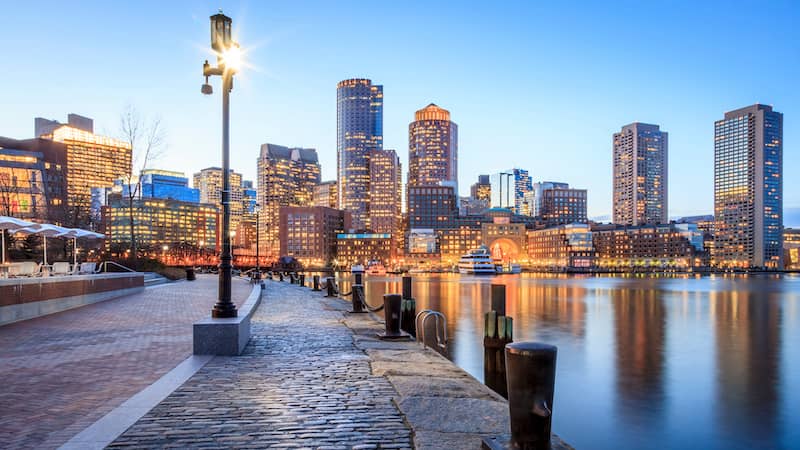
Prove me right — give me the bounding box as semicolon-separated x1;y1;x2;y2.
408;103;458;195
490;168;531;214
713;104;783;270
336;78;383;230
613;123;668;225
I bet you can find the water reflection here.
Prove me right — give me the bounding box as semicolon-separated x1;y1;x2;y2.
343;273;799;450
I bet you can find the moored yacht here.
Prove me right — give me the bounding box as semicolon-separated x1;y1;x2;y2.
458;246;497;274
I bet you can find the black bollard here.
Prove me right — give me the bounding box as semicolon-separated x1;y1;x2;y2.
491;284;506;316
484;284;512;398
312;275;321;291
505;342;557;450
325;278;336;297
354;272;363;285
186;268;196;281
402;276;412;300
378;294;403;339
401;297;417;337
351;284;366;313
279;272;284;281
299;274;305;286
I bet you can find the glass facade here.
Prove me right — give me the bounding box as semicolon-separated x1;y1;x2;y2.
613;123;668;225
713;104;783;269
336;78;383;230
490;169;531;214
140;169;200;203
0;137;67;222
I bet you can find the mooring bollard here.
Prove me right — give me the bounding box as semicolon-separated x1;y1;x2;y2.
378;293;405;339
325;277;336;297
351;284;366;313
491;284;506;316
354;272;363;285
186;267;196;281
401;297;417;337
279;272;284;281
312;275;321;291
402;276;412;300
484;283;513;398
505;342;557;450
299;273;305;286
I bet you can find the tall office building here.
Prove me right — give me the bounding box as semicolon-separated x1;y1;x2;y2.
257;143;321;258
369;149;401;236
470;175;491;201
490;169;531;214
538;184;588;225
337;78;383;230
139;169;199;203
37;114;131;227
408;104;458;196
713;104;783;270
0;137;67;223
193;167;244;230
313;180;338;209
613;123;668;225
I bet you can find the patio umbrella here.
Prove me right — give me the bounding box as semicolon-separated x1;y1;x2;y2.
0;216;35;264
10;223;69;266
56;228;105;266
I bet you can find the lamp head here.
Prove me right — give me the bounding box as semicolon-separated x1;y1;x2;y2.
201;83;213;95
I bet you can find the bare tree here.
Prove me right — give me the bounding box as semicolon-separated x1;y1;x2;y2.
119;105;166;261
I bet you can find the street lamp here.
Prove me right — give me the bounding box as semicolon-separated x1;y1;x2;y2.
202;10;241;318
254;203;261;274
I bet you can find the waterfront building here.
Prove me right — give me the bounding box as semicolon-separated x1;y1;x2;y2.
481;209;528;264
407;228;438;255
538;185;588;226
407;104;458;196
101;194;218;252
257;144;321;259
785;228;800;270
490;169;531;215
313;180;338;209
613;123;668;226
369;149;401;236
193;167;244;231
592;223;704;270
439;225;483;265
335;232;392;268
0;137;67;222
337;78;383;230
470;175;491;202
460;196;489;216
279;206;351;268
527;224;594;270
140;169;199;203
407;185;457;230
38;114;131;227
713;104;783;270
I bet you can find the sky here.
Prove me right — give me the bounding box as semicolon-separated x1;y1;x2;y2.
2;0;799;224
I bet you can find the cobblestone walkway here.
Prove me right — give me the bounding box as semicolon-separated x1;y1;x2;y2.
0;275;251;450
108;281;413;449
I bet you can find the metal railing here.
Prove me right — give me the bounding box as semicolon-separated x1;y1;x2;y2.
99;261;136;273
415;309;448;353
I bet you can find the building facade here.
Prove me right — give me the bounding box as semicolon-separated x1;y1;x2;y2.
279;206;351;268
369;149;401;236
38;114;132;228
335;233;392;268
337;78;383;230
407;185;458;230
313;180;338;209
0;137;67;222
490;169;531;215
527;224;594;270
193;167;244;231
613;123;668;226
257;144;321;258
592;223;704;270
471;175;491;201
407;103;458;196
713;104;783;270
785;228;800;270
140;169;199;203
540;186;588;226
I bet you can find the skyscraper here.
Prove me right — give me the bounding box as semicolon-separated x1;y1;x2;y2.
713;104;783;270
408;104;458;195
257;143;321;258
369;149;401;237
470;175;491;201
337;78;383;230
490;169;531;214
313;180;338;209
613;123;668;225
193;167;244;230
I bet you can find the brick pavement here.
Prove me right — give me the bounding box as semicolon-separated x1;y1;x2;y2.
108;280;413;449
0;275;252;450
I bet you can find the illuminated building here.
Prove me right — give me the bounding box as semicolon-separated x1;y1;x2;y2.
408;185;457;230
531;182;568;216
613;122;668;226
470;175;491;201
481;209;527;264
438;225;482;265
257;144;321;258
279;206;351;268
0;137;67;222
527;224;594;270
784;228;800;270
592;223;704;270
193;167;244;230
102;194;218;251
408;104;458;196
38;114;131;227
314;180;338;209
337;78;383;230
140;169;199;203
369;149;401;238
460;196;489;215
490;169;532;215
539;185;588;226
713;104;783;270
241;180;257;214
335;233;392;268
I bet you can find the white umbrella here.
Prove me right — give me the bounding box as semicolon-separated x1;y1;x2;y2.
11;223;69;266
0;216;35;264
56;228;105;266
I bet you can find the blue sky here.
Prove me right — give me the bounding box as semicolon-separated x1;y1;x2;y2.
2;0;798;224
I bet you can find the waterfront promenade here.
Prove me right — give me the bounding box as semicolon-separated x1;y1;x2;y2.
0;275;252;449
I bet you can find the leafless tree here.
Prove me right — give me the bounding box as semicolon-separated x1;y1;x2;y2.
119;105;166;261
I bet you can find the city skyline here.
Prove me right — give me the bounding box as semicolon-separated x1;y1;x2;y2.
1;1;799;225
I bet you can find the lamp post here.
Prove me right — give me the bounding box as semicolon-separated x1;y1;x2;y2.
254;203;261;274
202;10;241;318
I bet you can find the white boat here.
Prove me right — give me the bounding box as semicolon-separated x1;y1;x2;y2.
366;260;387;276
495;263;522;274
458;246;497;275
